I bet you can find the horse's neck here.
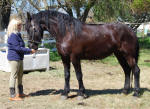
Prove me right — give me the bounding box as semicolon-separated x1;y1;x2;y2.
47;22;58;37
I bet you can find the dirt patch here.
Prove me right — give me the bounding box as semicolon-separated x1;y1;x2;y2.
0;61;150;109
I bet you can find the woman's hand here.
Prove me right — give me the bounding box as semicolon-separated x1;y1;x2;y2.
31;49;37;54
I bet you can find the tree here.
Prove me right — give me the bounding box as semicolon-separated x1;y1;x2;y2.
93;0;150;23
14;0;97;22
93;0;133;22
56;0;97;22
93;0;150;33
130;0;150;14
125;0;150;32
0;0;96;30
0;0;12;30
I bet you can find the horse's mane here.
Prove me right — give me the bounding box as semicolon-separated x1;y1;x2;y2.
32;10;83;37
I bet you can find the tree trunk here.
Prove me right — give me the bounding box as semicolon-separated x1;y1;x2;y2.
0;0;11;31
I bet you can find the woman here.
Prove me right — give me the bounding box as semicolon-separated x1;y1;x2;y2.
7;18;36;101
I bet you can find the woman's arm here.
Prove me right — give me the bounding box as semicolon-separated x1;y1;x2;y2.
7;34;32;54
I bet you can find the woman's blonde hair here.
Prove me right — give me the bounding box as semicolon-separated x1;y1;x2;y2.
7;18;22;37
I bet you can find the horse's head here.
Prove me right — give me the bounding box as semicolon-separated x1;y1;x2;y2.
25;12;46;50
25;10;82;50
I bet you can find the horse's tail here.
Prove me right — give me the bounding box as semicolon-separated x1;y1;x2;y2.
135;38;139;63
131;37;139;88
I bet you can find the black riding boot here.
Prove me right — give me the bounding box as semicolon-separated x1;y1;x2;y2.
18;85;23;95
18;85;28;97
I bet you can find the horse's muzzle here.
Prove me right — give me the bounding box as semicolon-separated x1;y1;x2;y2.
28;43;38;50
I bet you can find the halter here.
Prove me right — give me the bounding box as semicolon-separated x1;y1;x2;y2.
28;39;41;44
28;26;41;44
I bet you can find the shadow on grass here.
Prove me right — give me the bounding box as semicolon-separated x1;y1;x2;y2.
28;88;150;98
28;89;63;96
85;88;150;98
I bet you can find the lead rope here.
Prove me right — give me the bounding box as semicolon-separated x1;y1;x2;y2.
32;52;36;58
32;28;36;58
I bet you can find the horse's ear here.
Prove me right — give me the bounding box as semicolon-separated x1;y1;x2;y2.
27;12;32;21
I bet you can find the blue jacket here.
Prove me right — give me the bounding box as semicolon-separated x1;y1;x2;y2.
7;33;31;61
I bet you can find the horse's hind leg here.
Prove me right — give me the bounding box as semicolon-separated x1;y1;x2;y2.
61;55;71;99
114;52;131;94
126;56;140;96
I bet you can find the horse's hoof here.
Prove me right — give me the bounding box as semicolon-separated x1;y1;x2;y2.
61;95;68;100
77;94;88;100
133;92;140;97
77;96;84;100
133;89;140;97
122;89;129;95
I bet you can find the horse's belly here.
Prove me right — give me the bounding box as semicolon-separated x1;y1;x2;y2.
82;49;114;60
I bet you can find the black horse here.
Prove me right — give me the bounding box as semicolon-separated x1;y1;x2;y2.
25;10;140;99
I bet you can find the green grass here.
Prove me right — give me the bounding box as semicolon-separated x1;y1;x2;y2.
100;37;150;67
139;49;150;67
100;55;118;66
44;43;61;61
139;37;150;49
50;51;61;61
100;49;150;67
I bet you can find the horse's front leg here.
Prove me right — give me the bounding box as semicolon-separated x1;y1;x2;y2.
71;57;85;100
61;56;71;100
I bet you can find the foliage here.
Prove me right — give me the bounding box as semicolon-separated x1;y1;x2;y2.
44;43;61;61
0;0;12;30
138;37;150;49
130;0;150;14
93;0;131;22
50;51;61;61
93;0;150;22
12;0;97;22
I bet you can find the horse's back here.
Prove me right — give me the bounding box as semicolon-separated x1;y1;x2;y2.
59;22;138;60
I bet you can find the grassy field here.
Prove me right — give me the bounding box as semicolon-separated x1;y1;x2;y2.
99;48;150;67
0;60;150;109
100;37;150;67
0;37;150;109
